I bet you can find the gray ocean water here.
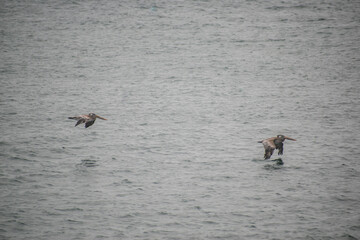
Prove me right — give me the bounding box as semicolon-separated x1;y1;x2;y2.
1;0;360;239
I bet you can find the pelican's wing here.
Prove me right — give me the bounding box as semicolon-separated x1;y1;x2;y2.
69;115;92;127
68;116;82;120
262;138;276;149
69;115;89;120
75;119;86;127
262;138;276;159
80;115;91;120
85;120;95;128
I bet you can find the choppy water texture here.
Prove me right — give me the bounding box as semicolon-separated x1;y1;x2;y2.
1;0;360;239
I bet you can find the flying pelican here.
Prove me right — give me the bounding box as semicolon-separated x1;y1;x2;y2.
68;113;107;128
258;135;296;159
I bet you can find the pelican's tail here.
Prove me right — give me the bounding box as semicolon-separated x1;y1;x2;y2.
258;140;263;143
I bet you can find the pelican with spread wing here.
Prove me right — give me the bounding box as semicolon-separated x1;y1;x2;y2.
258;135;296;159
68;113;107;128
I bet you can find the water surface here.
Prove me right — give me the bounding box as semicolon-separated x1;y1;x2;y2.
1;0;359;239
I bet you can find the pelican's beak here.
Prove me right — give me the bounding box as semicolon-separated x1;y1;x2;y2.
285;136;296;141
96;115;107;120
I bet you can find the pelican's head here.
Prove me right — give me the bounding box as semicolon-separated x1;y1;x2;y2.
277;135;285;140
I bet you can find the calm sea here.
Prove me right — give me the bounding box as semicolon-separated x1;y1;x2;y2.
1;0;359;239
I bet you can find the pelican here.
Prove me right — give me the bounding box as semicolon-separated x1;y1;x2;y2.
258;135;296;159
68;113;107;128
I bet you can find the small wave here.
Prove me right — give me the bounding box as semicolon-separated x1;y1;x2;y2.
122;178;132;184
55;207;83;212
0;141;11;146
9;155;33;162
66;219;83;224
79;159;98;167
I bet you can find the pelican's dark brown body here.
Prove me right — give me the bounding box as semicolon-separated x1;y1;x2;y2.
258;135;296;159
68;113;107;128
